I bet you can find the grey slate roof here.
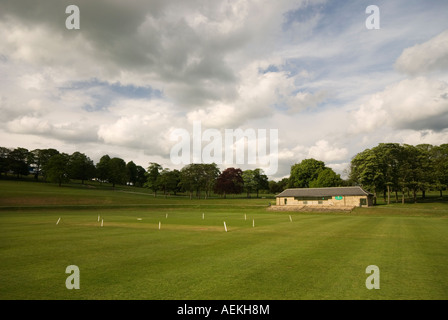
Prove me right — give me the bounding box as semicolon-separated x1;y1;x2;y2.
276;186;373;197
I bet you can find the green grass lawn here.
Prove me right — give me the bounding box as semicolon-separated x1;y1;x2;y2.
1;180;448;300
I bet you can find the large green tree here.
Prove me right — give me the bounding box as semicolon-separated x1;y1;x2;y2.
45;153;70;186
269;177;289;194
350;148;386;204
146;162;162;196
350;143;441;204
8;147;30;178
96;155;111;184
309;167;342;188
243;168;269;198
431;144;448;197
376;143;403;204
355;143;404;204
253;168;269;198
179;163;202;199
158;168;181;196
179;164;198;199
289;159;327;188
200;163;220;199
242;169;257;198
401;144;428;203
0;147;11;177
126;161;138;186
135;165;147;187
415;144;435;199
30;148;59;181
68;152;96;184
108;157;127;188
179;163;219;199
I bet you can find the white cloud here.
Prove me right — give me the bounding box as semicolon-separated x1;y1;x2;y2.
350;93;388;134
186;58;324;128
6;116;52;134
286;90;327;114
5;115;99;143
395;29;448;75
307;140;348;163
386;129;448;147
96;98;181;157
350;77;448;133
327;162;349;175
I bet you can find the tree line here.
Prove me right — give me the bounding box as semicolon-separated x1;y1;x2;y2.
0;147;269;198
349;143;448;204
280;143;448;204
1;142;447;202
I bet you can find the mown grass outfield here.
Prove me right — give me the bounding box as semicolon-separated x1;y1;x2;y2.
1;180;448;300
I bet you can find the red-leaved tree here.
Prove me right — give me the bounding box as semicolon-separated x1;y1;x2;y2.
214;167;243;198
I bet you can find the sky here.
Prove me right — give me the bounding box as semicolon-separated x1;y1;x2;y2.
1;0;448;180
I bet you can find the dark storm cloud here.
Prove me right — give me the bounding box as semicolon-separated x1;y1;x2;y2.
0;0;240;107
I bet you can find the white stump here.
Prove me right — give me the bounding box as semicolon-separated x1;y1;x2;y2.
224;221;227;232
56;217;61;225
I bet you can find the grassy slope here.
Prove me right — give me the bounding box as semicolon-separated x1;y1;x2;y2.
0;179;273;207
1;180;447;300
